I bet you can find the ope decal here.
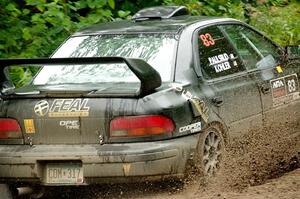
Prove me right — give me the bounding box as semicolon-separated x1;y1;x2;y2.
60;120;80;130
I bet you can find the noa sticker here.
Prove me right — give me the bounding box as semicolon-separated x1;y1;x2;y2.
270;74;299;107
271;78;286;98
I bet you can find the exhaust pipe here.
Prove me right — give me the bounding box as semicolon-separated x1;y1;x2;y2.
17;187;33;196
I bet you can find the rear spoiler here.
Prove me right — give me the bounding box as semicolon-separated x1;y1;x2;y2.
0;57;162;96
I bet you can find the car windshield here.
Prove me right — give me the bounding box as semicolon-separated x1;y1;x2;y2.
33;34;177;85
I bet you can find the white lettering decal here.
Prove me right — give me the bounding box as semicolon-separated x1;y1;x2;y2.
208;53;233;73
59;120;80;130
287;79;296;93
272;80;285;89
50;99;63;112
60;100;72;112
213;62;231;73
208;53;229;65
179;122;202;133
79;99;89;111
229;54;238;66
69;99;81;112
34;99;90;117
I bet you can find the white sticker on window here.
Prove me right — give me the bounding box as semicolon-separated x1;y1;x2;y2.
208;53;232;73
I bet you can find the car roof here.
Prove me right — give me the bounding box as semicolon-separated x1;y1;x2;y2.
73;15;225;36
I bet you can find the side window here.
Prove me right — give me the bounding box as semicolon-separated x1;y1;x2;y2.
220;25;281;70
198;26;245;79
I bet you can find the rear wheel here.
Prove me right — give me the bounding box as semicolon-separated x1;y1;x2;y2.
194;125;225;177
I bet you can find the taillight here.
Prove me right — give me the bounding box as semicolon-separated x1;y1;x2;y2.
0;119;22;139
110;115;175;138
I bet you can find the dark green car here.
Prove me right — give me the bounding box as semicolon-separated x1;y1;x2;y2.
0;6;299;198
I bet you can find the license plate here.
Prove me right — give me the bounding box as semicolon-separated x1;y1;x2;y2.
44;163;84;184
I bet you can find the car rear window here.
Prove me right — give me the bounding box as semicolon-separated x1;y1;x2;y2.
33;34;177;85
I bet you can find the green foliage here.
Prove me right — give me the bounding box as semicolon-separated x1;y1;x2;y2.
0;0;116;58
162;0;245;20
249;1;300;46
8;66;36;88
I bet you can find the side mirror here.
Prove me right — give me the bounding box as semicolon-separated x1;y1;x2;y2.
286;45;300;59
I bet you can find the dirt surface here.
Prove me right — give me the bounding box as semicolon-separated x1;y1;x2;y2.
42;122;300;199
139;168;300;199
43;167;300;199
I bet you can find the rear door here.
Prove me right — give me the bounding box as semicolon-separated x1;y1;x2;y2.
195;25;263;137
220;24;300;129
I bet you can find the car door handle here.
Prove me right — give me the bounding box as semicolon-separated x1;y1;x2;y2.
211;96;224;107
260;84;271;94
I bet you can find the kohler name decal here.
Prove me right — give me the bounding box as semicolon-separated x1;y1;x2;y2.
34;99;90;117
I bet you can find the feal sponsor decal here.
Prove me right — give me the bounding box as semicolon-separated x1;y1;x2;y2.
34;99;90;117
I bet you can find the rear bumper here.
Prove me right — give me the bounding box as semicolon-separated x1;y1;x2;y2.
0;134;199;185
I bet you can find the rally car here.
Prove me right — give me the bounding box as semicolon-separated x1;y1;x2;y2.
0;6;299;198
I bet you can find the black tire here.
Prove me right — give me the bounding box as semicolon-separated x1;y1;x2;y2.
193;125;225;177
